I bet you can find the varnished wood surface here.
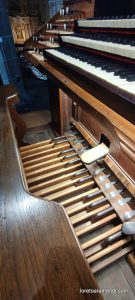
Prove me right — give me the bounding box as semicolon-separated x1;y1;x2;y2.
0;85;103;300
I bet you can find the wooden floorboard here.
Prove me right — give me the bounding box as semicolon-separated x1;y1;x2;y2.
20;110;51;128
96;258;135;300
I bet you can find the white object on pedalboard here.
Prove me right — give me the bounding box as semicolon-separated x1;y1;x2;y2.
80;143;109;164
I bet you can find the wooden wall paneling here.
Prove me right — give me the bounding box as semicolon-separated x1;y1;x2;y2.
48;78;61;133
59;89;72;134
48;78;72;135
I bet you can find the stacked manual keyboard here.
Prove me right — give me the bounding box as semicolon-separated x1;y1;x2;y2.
44;15;135;103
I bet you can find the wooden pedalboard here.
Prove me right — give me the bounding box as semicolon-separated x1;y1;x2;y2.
19;122;135;275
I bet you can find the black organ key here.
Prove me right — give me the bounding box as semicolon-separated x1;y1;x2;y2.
87;197;108;210
114;67;132;76
130;41;135;46
101;231;124;248
126;74;135;82
119;70;135;79
92;61;103;67
91;206;114;223
102;64;122;72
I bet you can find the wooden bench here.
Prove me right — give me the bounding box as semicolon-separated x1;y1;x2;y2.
0;85;102;299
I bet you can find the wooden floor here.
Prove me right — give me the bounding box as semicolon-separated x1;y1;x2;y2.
20;110;51;128
23;124;56;145
96;257;135;300
20;110;56;145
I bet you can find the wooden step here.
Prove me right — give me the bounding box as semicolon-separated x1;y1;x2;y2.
34;174;88;197
25;159;82;179
46;180;95;201
20;139;52;152
21;143;70;162
29;168;87;193
23;151;61;167
27;163;82;186
87;237;131;264
76;214;117;237
92;244;135;273
61;188;99;207
67;195;105;216
20;136;66;152
81;224;122;250
24;153;77;172
71;204;110;226
20;140;69;157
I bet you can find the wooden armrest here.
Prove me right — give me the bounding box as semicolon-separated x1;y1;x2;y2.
6;90;27;146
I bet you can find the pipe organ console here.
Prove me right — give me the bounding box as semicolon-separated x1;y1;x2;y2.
1;1;135;299
24;4;135;295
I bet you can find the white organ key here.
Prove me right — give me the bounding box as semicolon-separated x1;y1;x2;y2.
77;19;135;29
61;36;135;60
119;83;135;94
46;30;74;35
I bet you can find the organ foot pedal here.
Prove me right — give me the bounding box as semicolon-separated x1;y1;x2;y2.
19;123;135;277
